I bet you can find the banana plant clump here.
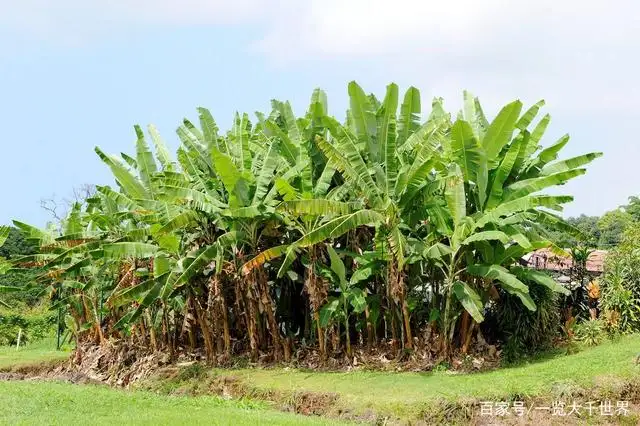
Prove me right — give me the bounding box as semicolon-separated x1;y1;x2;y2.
0;82;601;364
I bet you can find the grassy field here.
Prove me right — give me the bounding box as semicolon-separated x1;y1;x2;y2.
0;340;346;425
221;335;640;419
0;338;71;370
0;380;342;426
2;336;640;424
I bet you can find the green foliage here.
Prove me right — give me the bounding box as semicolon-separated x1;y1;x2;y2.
2;81;600;362
597;209;633;248
600;224;640;333
0;269;43;307
0;227;41;309
542;194;640;249
0;227;36;259
0;305;56;346
624;196;640;222
489;284;560;361
567;215;600;246
574;319;606;346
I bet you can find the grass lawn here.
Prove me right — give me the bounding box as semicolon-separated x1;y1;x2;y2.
3;335;640;423
0;338;71;370
223;335;640;418
0;340;346;425
0;380;343;425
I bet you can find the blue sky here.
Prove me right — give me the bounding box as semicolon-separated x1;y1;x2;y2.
1;0;638;226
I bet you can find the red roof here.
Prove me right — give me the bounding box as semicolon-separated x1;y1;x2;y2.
523;248;607;273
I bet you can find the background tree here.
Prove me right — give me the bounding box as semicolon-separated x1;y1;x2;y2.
597;209;633;248
623;196;640;222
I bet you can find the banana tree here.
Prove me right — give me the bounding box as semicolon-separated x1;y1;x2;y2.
317;245;367;357
245;82;451;351
241;91;358;358
430;93;600;355
5;80;601;364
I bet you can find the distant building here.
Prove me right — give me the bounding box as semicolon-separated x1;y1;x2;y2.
522;248;607;275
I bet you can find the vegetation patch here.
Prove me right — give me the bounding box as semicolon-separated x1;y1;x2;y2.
0;338;70;370
0;82;603;370
0;380;340;426
2;335;640;424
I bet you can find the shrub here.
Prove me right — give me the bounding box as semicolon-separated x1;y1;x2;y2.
600;236;640;333
574;319;606;346
562;316;579;355
0;305;57;346
489;284;560;361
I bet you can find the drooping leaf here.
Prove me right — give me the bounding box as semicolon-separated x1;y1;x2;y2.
319;298;340;327
296;210;384;248
511;265;570;296
349;287;367;313
102;242;159;259
326;245;347;287
241;245;290;275
278;199;357;216
466;264;528;293
462;230;510;246
387;225;406;269
452;280;484;322
173;245;219;287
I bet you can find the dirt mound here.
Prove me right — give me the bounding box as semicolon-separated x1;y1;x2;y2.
71;342;174;386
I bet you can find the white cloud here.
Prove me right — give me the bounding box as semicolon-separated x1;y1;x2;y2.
257;0;638;57
0;0;268;43
254;0;639;114
2;0;638;115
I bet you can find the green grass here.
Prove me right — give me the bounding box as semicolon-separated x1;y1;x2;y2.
3;336;640;423
0;339;346;425
0;338;71;369
0;380;342;425
223;335;640;418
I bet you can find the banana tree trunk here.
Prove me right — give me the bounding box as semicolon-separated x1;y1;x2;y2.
365;306;374;348
219;291;231;358
146;311;158;351
305;247;327;360
194;297;216;364
441;279;454;358
389;260;412;350
244;282;259;360
462;320;476;354
343;298;352;358
254;268;281;361
402;298;413;349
